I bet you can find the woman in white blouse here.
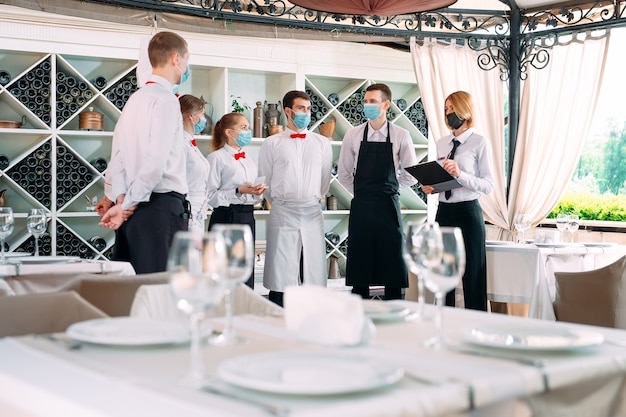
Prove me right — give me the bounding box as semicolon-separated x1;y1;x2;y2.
207;112;266;289
179;94;211;234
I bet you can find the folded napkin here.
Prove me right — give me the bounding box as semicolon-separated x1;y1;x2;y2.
284;285;374;346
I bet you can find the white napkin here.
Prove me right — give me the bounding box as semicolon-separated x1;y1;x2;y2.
284;285;374;346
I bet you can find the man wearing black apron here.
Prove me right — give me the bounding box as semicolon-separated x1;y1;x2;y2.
338;84;418;299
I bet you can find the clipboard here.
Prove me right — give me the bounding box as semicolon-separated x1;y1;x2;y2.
405;161;461;193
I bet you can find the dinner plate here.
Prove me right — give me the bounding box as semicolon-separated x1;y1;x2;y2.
582;242;616;248
485;240;510;246
362;300;411;321
66;317;192;346
8;255;80;264
461;324;604;351
217;350;404;395
533;242;575;248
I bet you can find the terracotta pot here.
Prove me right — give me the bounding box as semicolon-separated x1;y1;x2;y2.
79;107;103;131
0;115;26;128
268;124;283;136
319;120;336;139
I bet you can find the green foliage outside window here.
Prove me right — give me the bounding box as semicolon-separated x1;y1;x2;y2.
548;191;626;221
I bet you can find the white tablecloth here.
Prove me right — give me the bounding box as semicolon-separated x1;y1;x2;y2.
0;259;135;278
2;305;626;417
486;243;626;320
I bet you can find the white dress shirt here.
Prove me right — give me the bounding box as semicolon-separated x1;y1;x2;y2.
108;75;188;210
337;121;418;195
435;128;494;202
206;144;262;208
183;131;211;226
258;128;333;205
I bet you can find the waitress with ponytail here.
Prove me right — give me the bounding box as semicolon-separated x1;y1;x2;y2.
179;94;211;235
207;112;266;289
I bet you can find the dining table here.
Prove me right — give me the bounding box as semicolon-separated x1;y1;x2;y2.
486;241;626;320
0;256;136;295
1;302;626;417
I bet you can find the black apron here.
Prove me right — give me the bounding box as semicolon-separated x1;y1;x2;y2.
345;123;407;288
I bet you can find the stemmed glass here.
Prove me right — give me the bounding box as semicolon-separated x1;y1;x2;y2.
403;222;443;321
168;231;227;386
26;208;48;256
513;213;531;243
207;224;254;346
567;214;580;243
0;207;15;264
555;214;569;243
422;227;465;350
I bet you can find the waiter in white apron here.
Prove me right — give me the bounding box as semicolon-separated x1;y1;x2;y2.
258;90;333;306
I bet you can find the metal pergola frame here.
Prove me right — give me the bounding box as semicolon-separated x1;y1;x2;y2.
84;0;626;191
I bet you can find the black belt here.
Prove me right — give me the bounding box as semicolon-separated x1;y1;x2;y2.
138;191;191;219
213;204;254;214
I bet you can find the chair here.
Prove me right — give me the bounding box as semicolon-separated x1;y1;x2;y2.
0;291;107;337
130;283;283;319
553;255;626;328
64;272;171;317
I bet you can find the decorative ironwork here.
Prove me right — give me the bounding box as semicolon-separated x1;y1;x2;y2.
84;0;626;79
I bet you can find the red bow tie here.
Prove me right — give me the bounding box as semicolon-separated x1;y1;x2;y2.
191;139;197;147
234;152;246;160
290;133;306;139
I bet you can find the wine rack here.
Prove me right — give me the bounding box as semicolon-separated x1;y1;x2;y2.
16;234;52;257
0;23;429;269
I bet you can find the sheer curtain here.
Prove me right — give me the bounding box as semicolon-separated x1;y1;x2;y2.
508;31;611;232
409;37;508;230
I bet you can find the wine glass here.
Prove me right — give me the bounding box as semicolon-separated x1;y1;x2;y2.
422;227;465;350
567;214;580;243
207;224;254;346
555;214;569;243
0;207;14;264
513;213;531;243
26;208;48;256
168;231;227;386
403;222;443;321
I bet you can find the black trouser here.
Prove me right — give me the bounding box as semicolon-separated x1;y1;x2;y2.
351;286;402;300
436;199;487;311
114;192;189;274
208;205;255;289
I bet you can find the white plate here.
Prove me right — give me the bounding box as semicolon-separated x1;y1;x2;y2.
217;350;403;395
533;242;575;248
461;324;604;351
8;255;80;264
66;317;192;346
582;242;616;248
486;240;510;246
362;300;411;321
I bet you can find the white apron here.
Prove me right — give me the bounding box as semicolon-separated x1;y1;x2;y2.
263;199;326;291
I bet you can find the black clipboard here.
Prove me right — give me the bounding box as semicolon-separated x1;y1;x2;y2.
405;161;462;193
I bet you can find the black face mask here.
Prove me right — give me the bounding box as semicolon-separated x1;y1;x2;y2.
446;112;465;130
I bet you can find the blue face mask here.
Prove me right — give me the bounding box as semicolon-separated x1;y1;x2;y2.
236;130;252;147
193;116;207;134
363;103;381;120
291;111;311;130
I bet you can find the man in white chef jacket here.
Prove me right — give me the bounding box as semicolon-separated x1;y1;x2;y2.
258;90;333;306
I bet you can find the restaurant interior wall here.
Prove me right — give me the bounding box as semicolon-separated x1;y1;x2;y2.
0;4;428;274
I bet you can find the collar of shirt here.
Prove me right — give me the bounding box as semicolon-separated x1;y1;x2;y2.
285;127;309;138
145;75;174;92
224;143;243;155
366;120;389;141
450;127;474;145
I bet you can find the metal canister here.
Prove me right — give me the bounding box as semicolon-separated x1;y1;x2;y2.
79;107;103;131
253;101;265;138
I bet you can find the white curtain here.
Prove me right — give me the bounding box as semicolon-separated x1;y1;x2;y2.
409;37;508;230
508;31;611;232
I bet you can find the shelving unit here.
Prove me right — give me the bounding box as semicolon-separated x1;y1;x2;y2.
0;12;430;275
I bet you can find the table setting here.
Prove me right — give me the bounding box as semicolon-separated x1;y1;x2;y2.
3;226;626;417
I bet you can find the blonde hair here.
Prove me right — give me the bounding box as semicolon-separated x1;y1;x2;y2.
212;113;246;151
445;91;474;128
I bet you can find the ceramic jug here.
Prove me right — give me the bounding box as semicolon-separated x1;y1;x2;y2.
264;101;282;129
